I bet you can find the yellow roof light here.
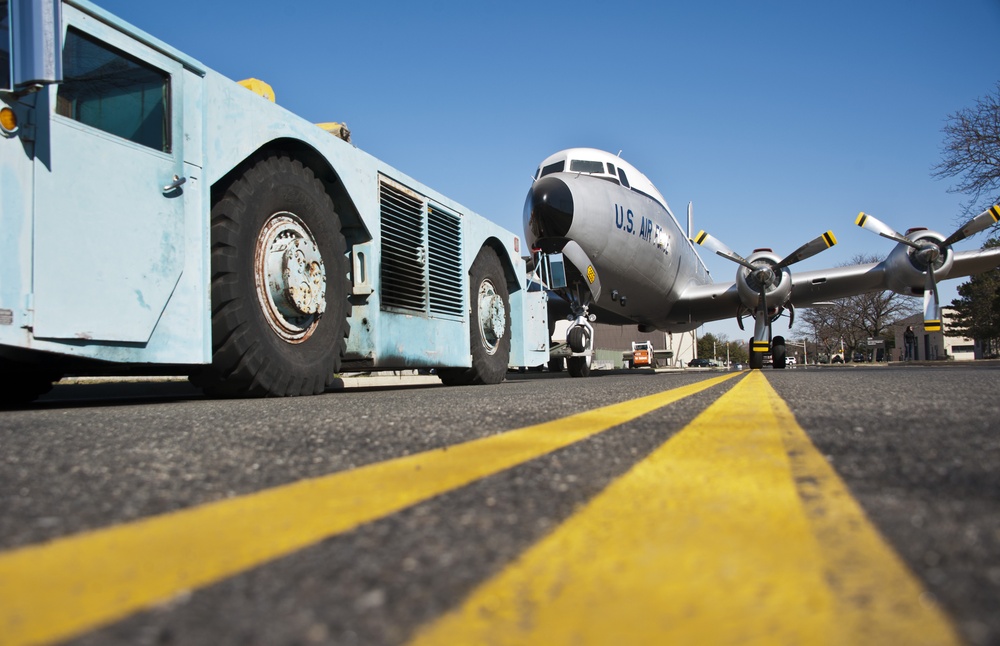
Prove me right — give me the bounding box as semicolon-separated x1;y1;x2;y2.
237;78;275;102
0;107;17;134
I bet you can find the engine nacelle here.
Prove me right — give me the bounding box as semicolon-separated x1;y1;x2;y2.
735;249;793;312
882;229;954;295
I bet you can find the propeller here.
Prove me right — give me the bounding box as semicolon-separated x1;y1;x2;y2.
694;229;837;297
855;206;999;332
693;229;837;360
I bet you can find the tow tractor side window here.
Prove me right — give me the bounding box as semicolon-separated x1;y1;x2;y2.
56;27;170;152
0;0;10;90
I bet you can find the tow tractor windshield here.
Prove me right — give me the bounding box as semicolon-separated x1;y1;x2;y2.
1;0;10;90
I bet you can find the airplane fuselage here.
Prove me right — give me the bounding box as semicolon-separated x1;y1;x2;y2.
524;148;711;332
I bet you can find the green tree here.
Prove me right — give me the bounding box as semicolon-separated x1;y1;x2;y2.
696;332;722;361
932;82;1000;226
949;237;1000;357
724;339;749;365
697;332;749;365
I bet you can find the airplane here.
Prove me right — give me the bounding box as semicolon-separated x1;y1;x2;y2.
523;147;1000;376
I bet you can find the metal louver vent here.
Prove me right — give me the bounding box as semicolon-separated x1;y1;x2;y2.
380;180;427;312
428;206;463;316
379;177;464;318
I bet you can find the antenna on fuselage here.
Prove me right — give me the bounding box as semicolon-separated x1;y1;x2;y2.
617;150;622;157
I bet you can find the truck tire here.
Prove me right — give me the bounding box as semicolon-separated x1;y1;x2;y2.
191;153;350;397
439;247;511;386
0;359;62;407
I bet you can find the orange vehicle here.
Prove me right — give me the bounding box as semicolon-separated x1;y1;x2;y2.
629;341;653;368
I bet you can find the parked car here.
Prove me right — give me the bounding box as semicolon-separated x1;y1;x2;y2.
688;358;712;367
785;356;796;365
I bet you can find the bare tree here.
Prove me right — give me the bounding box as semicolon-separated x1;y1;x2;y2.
796;254;920;360
932;82;1000;225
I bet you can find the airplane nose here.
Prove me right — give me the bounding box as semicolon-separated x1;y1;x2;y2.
525;176;574;241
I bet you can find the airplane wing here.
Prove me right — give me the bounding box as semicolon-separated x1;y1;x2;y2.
671;246;1000;328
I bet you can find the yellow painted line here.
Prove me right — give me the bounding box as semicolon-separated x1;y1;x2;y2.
409;371;960;645
0;372;740;646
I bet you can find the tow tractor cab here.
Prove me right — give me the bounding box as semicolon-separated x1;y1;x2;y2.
0;0;548;404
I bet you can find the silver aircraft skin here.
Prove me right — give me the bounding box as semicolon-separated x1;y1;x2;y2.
524;147;1000;374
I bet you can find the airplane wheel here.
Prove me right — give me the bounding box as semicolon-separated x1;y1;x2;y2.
439;247;511;386
567;355;591;378
749;337;764;370
548;357;565;372
567;326;590;353
772;336;787;369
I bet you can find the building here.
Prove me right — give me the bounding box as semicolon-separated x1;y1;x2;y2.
893;307;976;361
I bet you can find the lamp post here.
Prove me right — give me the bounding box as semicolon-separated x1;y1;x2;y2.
785;339;808;366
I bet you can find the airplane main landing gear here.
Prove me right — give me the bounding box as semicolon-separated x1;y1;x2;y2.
771;335;787;369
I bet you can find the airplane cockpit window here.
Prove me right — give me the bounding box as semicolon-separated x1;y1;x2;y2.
618;168;631;188
539;160;565;178
607;163;616;176
569;160;605;174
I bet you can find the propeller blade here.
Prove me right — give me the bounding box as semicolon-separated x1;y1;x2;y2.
855;212;921;249
923;270;941;332
941;205;1000;247
776;231;837;268
693;230;756;271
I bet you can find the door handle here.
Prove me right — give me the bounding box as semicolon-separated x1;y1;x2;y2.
163;175;187;193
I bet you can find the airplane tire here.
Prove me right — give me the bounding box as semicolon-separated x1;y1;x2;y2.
567;355;591;378
548;357;565;372
567;326;590;353
439;247;511;386
772;336;787;369
749;337;764;370
191;153;350;397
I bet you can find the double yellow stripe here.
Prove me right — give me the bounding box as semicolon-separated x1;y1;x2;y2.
410;371;959;645
0;373;739;646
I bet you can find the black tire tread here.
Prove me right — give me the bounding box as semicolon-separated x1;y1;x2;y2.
191;153;350;398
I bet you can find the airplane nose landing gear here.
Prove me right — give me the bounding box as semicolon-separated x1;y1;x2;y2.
566;317;594;378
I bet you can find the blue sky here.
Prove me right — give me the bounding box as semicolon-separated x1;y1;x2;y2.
96;0;1000;343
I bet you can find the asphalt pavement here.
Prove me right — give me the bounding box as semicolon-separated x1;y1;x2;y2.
1;364;997;645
